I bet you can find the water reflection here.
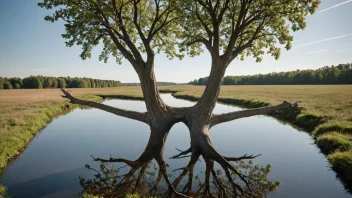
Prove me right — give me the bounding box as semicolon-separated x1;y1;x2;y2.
80;159;280;197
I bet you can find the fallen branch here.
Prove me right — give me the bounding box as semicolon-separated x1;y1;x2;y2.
211;101;301;127
60;88;148;124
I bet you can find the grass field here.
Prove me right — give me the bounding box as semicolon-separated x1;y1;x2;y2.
0;85;352;188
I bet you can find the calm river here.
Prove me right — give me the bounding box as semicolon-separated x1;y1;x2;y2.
0;94;350;198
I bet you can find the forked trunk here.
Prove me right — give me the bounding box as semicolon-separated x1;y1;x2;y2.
195;57;228;116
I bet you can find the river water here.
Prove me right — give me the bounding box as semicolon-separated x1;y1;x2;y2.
0;94;349;198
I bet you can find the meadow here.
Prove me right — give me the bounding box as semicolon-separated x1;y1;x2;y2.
0;85;351;186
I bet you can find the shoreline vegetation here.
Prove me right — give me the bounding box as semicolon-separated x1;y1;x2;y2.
189;63;352;86
0;85;351;194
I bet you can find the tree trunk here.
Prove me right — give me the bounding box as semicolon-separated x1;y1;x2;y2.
138;58;169;123
194;57;227;116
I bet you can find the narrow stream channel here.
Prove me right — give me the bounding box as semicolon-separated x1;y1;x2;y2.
0;94;349;198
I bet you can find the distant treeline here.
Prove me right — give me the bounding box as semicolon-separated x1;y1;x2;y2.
0;76;122;89
189;63;352;85
123;82;178;86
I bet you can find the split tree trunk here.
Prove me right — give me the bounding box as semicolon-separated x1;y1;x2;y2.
61;56;299;197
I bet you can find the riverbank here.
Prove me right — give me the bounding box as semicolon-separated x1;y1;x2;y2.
0;85;351;191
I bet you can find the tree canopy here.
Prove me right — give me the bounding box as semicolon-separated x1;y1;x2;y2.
39;0;183;66
39;0;319;65
178;0;319;63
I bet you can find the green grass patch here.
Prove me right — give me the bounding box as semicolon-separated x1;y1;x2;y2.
313;121;352;136
328;150;352;183
317;132;352;154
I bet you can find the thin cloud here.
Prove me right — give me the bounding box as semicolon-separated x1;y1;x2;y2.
295;34;352;47
335;48;352;52
306;49;328;54
317;0;352;13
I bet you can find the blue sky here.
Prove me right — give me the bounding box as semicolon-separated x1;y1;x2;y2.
0;0;351;83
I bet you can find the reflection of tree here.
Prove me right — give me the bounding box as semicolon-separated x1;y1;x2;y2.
80;155;280;197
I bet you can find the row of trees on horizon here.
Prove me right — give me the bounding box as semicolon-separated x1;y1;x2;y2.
190;63;352;85
0;76;122;89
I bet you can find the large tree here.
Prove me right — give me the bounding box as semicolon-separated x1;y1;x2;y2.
39;0;319;197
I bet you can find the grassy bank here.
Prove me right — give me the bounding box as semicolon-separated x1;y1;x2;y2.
160;85;352;186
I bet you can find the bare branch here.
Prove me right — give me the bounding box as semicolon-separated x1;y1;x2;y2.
211;101;300;127
224;154;261;161
170;147;192;159
91;155;135;166
61;88;148;124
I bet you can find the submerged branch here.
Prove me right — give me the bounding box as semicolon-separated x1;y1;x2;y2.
224;154;261;162
60;88;148;124
170;147;192;159
211;101;301;127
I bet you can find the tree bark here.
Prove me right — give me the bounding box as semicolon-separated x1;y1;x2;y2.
60;88;148;123
194;58;227;116
210;101;299;127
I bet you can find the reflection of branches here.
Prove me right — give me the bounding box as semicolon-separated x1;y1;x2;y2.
80;154;280;197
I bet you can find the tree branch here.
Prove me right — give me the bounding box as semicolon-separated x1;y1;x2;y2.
210;101;300;127
170;147;192;159
60;88;148;124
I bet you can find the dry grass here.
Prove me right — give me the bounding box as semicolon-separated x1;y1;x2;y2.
0;88;142;133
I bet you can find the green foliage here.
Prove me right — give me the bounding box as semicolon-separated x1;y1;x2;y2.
3;81;12;90
190;63;352;85
51;78;58;88
13;83;21;89
58;78;67;88
81;193;100;198
178;0;320;62
0;185;6;198
38;0;183;64
9;77;23;88
0;77;4;89
23;76;43;89
1;76;122;89
43;78;53;88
